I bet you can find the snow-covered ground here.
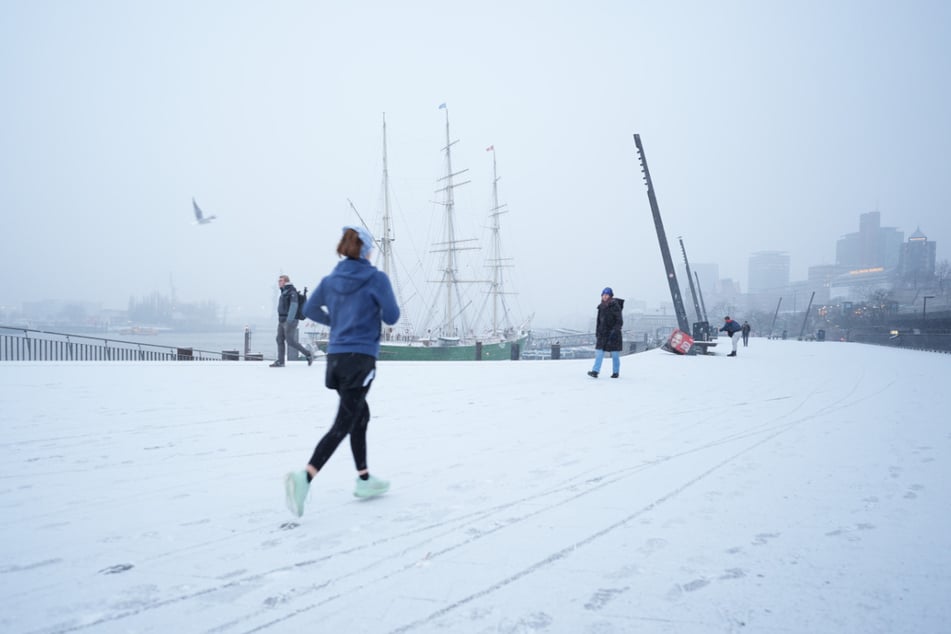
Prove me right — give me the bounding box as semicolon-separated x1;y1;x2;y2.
1;339;949;633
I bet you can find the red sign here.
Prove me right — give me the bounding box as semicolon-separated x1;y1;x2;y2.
668;329;695;355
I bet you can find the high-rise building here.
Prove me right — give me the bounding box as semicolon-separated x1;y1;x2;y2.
836;211;904;270
807;264;837;304
748;251;790;294
898;227;937;283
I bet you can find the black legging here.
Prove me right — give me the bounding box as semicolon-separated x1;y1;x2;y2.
308;385;371;472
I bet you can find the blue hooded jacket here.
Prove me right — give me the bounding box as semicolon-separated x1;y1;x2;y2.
303;257;400;358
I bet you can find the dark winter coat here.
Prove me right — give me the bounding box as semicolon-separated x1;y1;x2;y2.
277;283;300;324
720;319;742;336
595;297;624;351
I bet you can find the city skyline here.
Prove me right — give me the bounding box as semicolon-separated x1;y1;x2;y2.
3;207;945;322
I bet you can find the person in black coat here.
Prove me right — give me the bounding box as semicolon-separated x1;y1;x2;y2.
271;275;314;367
588;287;624;378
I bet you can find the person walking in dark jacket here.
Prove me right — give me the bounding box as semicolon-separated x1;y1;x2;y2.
588;287;624;378
271;275;313;367
720;316;743;356
741;321;751;347
284;225;400;517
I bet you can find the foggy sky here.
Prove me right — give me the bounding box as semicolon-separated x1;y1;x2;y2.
2;1;949;329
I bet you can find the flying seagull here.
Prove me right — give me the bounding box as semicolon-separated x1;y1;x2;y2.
192;198;217;225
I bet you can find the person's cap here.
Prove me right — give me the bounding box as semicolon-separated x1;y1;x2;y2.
343;225;374;258
601;287;613;296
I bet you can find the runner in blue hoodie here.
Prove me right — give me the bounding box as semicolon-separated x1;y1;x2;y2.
284;225;400;517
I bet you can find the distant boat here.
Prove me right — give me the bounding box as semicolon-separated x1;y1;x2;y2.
192;198;217;225
118;326;159;336
315;110;530;361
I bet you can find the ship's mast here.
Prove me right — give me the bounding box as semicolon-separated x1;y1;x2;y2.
380;113;395;279
486;145;512;336
351;113;410;340
434;104;472;338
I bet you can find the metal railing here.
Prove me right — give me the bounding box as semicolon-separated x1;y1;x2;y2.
848;331;951;354
0;325;260;362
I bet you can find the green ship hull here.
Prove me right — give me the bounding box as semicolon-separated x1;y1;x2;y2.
377;336;526;361
314;335;527;361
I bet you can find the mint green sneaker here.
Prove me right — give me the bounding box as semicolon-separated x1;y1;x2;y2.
354;474;389;499
284;470;310;517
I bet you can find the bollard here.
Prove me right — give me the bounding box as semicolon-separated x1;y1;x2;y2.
510;342;520;360
475;341;483;360
551;343;561;360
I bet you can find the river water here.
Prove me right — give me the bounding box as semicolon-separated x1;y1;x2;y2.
111;328;271;355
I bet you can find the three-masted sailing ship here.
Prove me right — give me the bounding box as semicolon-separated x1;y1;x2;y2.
317;106;529;361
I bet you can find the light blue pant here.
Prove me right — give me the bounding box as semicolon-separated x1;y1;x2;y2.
592;349;620;375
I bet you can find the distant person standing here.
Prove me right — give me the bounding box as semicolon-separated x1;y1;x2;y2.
284;226;400;518
271;275;313;367
741;321;751;347
588;287;624;378
720;316;743;357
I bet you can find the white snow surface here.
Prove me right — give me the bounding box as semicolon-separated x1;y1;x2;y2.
1;340;949;633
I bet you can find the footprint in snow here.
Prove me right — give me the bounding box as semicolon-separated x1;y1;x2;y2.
666;579;710;600
682;578;710;592
752;532;780;545
509;612;553;631
584;587;629;610
637;537;668;555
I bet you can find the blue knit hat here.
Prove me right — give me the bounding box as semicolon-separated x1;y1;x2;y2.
601;287;613;296
342;225;374;259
